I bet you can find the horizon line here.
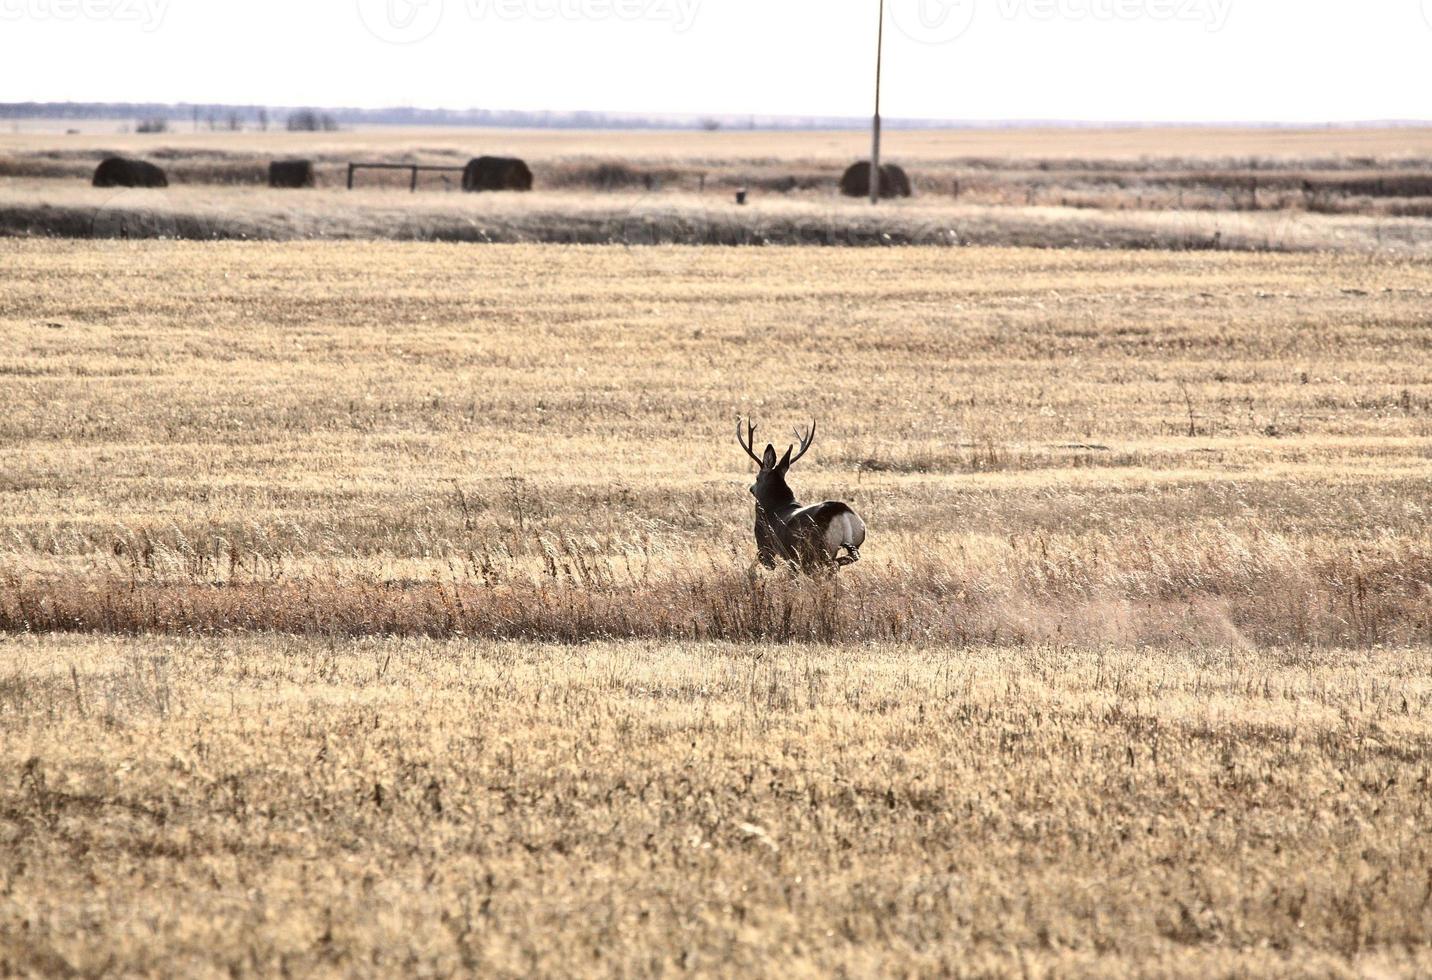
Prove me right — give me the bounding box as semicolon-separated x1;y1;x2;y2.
4;101;1431;131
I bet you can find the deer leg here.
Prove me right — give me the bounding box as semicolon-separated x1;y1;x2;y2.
836;546;861;567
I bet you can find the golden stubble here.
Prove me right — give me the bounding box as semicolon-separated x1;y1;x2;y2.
1;240;1429;646
1;634;1430;976
1;239;1431;973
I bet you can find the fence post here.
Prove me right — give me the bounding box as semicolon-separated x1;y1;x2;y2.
410;166;418;192
347;163;355;190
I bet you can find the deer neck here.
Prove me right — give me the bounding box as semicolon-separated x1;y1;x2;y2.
755;485;798;521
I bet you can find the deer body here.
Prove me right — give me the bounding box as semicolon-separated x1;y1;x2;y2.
739;420;866;573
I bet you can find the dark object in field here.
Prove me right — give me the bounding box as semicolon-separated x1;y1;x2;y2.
268;159;314;188
462;156;533;192
735;188;747;205
737;419;866;574
839;161;912;198
92;157;168;188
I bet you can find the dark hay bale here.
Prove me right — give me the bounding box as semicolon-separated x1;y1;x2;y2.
92;157;168;188
839;162;913;198
883;164;913;198
462;156;533;192
268;159;314;189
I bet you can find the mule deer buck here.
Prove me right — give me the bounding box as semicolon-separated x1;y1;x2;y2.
737;419;866;573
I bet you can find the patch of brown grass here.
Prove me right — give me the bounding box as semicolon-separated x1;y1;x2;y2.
2;237;1432;974
1;240;1429;651
1;634;1431;976
3;529;1428;648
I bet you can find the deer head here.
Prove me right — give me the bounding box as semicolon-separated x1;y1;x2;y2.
737;418;816;511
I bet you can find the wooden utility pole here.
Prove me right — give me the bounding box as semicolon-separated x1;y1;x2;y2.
870;0;885;204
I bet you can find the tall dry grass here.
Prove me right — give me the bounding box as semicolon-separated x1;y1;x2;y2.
7;181;1432;251
3;633;1431;976
2;240;1429;648
2;236;1432;975
3;529;1428;648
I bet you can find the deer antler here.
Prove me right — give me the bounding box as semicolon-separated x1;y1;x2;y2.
786;420;817;467
737;418;764;467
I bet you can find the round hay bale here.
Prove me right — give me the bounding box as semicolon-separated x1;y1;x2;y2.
92;157;168;188
882;164;912;198
268;159;314;189
839;161;913;199
462;156;533;192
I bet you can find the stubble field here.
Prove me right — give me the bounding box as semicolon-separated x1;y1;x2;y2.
7;124;1432;250
2;238;1431;975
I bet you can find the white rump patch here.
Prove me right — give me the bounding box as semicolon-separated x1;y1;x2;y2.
823;512;866;557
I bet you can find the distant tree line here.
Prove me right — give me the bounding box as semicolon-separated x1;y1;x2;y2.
9;102;1429;133
0;101;978;132
285;109;339;132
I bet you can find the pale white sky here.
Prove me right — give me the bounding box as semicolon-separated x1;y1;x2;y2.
2;0;1429;122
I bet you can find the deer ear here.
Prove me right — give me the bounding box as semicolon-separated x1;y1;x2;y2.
762;445;777;469
777;446;794;470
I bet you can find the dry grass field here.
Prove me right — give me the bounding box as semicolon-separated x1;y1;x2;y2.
3;240;1430;646
5;125;1432;248
8;182;1432;254
5;634;1432;977
2;236;1431;975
